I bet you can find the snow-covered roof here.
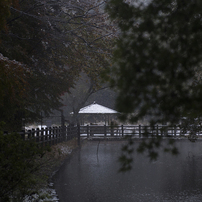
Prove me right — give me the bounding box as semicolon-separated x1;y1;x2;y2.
77;102;118;114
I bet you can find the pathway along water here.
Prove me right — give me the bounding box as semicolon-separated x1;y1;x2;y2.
53;139;202;202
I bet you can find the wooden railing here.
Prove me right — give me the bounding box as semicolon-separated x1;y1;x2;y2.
9;124;199;148
15;125;79;147
80;125;200;138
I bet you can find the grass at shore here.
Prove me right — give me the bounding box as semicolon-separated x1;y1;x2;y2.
20;138;79;201
35;138;79;187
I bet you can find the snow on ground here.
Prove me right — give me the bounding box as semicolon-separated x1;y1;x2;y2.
22;143;73;202
56;145;72;155
23;187;59;202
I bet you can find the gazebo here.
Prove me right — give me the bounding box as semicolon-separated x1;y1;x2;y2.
77;101;118;125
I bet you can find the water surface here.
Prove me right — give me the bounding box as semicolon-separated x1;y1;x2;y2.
53;139;202;202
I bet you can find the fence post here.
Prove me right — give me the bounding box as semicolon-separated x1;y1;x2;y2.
144;126;147;137
164;126;167;137
56;126;58;143
64;126;67;141
67;125;70;141
58;126;61;143
77;124;80;146
161;126;163;136
60;126;63;142
28;129;31;140
156;125;158;136
49;127;52;146
36;128;40;143
32;129;35;140
45;127;48;146
174;125;176;137
104;125;107;137
111;122;114;137
21;130;26;140
52;127;55;145
152;125;155;137
121;125;124;137
139;125;141;138
57;127;59;143
41;127;44;147
87;125;89;138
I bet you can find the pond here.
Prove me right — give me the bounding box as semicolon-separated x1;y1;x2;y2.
53;139;202;202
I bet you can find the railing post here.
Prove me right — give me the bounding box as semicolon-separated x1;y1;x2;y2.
49;127;52;146
156;125;159;136
58;126;61;143
56;126;58;143
139;125;141;138
65;125;67;141
61;126;63;142
36;128;40;143
90;125;93;137
174;125;176;137
28;129;31;140
64;126;67;141
45;127;48;146
104;125;107;137
121;125;124;137
32;129;35;140
166;126;168;137
161;126;163;136
87;125;89;138
70;125;73;140
144;125;147;137
67;125;70;141
77;124;80;146
60;125;63;142
111;123;114;137
52;127;55;145
56;127;59;144
41;127;44;147
58;126;60;142
152;125;155;137
21;130;26;140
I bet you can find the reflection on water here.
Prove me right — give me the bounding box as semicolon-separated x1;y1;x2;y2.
53;140;202;202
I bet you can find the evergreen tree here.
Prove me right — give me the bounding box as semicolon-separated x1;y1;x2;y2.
105;0;202;168
0;0;114;130
106;0;202;126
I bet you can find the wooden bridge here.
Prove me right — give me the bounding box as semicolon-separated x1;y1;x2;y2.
15;124;199;148
79;125;198;138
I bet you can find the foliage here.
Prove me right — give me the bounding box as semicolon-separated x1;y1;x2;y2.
0;0;18;31
0;0;114;130
105;0;202;169
0;0;75;120
62;71;113;124
0;53;29;130
55;0;116;124
106;0;202;125
0;128;48;201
